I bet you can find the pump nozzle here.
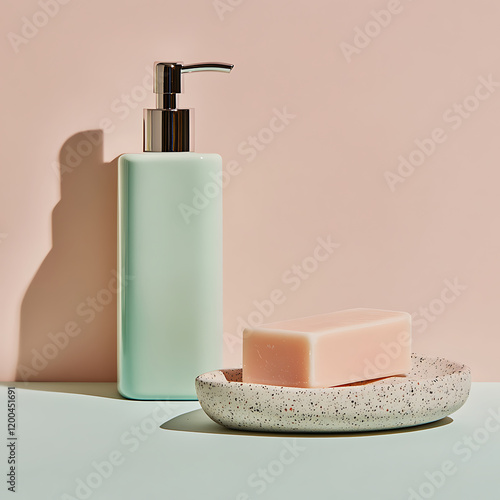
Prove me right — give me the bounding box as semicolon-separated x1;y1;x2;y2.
181;63;234;73
144;62;233;152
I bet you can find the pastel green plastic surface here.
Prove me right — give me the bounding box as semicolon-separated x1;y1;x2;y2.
118;152;223;400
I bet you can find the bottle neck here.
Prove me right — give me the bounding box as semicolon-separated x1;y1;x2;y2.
143;108;190;152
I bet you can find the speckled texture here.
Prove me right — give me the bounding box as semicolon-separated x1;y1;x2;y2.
195;354;471;432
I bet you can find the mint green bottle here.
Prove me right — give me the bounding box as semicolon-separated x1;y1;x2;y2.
118;62;233;400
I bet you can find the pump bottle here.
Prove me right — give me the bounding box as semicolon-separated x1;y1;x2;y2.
118;62;233;400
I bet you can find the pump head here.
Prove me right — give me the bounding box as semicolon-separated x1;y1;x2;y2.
144;62;233;152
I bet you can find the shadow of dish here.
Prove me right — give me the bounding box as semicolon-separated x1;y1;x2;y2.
161;409;453;438
17;130;119;382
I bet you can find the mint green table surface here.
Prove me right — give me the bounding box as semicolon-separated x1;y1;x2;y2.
1;382;498;500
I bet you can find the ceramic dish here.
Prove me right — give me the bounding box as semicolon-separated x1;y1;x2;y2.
195;354;471;433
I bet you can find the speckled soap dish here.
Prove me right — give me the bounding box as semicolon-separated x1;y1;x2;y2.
195;354;471;433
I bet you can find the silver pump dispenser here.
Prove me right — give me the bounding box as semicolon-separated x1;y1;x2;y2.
143;62;233;152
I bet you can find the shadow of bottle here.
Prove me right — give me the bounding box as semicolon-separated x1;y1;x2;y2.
17;130;118;382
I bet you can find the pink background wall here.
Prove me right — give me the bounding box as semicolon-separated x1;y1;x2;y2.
1;0;498;382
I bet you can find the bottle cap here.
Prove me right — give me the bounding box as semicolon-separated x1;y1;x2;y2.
144;62;233;152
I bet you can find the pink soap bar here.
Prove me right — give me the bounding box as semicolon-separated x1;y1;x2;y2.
242;308;412;388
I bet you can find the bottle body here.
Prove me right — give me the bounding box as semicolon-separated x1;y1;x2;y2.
118;152;222;400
